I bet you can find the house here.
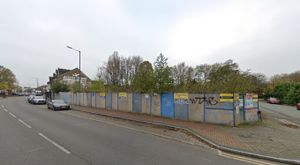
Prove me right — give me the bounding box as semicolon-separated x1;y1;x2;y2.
47;68;91;88
36;85;48;93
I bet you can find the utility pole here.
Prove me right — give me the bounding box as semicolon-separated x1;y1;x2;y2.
33;77;39;89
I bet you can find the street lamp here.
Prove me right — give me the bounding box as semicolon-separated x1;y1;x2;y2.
66;45;81;88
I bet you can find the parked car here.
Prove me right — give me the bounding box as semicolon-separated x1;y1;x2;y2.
297;102;300;110
267;97;280;104
47;100;70;111
31;96;46;104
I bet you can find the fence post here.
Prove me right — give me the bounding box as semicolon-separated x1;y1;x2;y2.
203;93;206;122
243;94;246;121
150;94;152;115
233;92;236;127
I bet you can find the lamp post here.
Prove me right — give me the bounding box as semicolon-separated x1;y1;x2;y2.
66;46;81;89
32;77;39;89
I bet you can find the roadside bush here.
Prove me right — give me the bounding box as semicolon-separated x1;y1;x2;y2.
272;82;291;100
50;81;70;93
284;83;300;105
267;82;300;105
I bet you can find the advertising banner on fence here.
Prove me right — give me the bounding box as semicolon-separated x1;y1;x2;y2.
119;92;127;98
174;93;188;104
245;93;254;109
252;94;258;102
99;92;106;97
219;93;234;102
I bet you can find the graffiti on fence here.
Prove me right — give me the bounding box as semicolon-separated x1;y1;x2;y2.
189;97;218;105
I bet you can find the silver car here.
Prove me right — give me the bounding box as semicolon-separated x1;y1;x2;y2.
31;96;46;104
47;99;70;111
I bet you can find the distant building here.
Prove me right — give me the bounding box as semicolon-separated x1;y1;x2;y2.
36;85;48;93
47;68;91;89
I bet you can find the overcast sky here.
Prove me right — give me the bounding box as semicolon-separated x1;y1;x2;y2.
1;0;300;87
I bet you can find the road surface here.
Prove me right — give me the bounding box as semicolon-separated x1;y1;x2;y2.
260;101;300;124
0;97;270;165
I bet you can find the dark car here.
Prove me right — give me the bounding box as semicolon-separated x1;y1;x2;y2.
297;103;300;110
47;100;70;111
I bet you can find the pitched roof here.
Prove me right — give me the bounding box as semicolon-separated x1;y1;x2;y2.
55;68;91;81
56;68;71;76
48;68;91;84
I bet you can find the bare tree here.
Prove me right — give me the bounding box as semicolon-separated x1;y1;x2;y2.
105;51;121;85
172;62;190;86
97;52;143;88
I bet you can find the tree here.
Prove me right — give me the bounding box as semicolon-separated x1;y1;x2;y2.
194;64;212;85
172;62;188;86
246;73;267;95
133;61;154;93
0;66;17;90
266;82;300;105
172;62;195;92
105;51;121;85
192;60;241;92
97;51;143;90
88;80;105;92
284;83;300;105
70;82;83;93
153;53;174;93
120;55;143;87
50;82;70;93
192;60;265;93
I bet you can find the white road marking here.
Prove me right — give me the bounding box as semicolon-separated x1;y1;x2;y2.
9;112;16;118
38;133;71;154
3;108;8;112
218;150;277;165
18;119;32;128
64;111;277;164
1;105;4;108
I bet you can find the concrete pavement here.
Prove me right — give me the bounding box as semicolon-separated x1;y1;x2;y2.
0;97;254;165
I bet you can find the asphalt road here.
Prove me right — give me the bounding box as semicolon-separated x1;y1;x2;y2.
0;97;256;165
260;101;300;124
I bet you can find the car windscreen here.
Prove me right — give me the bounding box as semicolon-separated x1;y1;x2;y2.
53;100;65;104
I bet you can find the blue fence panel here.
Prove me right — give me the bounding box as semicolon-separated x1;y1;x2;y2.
161;92;174;118
105;92;112;110
133;93;142;113
60;92;71;104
